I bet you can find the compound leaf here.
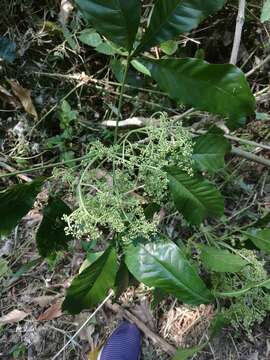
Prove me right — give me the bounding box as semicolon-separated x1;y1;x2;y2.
166;167;224;225
200;245;248;273
75;0;141;51
125;236;213;305
36;197;72;258
143;58;255;129
0;179;44;236
135;0;226;55
62;246;118;314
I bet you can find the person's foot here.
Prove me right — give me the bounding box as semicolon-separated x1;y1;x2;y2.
99;321;141;360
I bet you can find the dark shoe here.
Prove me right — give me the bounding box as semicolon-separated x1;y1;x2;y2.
99;321;141;360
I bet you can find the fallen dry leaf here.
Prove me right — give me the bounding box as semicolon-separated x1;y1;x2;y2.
8;80;38;119
0;84;19;107
0;309;29;324
32;295;58;308
37;299;64;321
59;0;74;26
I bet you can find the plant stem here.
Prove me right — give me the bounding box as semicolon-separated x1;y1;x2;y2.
113;55;132;146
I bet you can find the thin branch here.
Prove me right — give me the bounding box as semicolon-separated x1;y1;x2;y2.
231;146;270;167
246;53;270;77
230;0;246;65
51;291;114;360
106;301;176;356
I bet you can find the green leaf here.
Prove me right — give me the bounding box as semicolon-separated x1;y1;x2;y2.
114;259;130;299
166;167;224;225
0;258;10;278
36;197;72;258
62;246;118;314
173;346;203;360
131;59;151;76
75;0;141;51
200;245;248;273
242;229;270;253
111;58;125;82
134;0;226;55
125;236;213;305
193;132;231;173
0;36;16;63
143;58;255;129
160;40;178;55
261;0;270;22
79;29;103;47
0;179;44;236
95;42;117;55
254;213;270;228
79;251;104;273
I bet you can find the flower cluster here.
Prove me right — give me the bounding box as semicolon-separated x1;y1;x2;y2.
63;114;194;242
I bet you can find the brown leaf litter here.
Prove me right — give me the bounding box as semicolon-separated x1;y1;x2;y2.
8;79;38;119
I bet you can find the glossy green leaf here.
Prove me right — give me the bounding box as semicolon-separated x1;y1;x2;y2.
242;229;270;253
166;167;224;225
36;197;72;258
79;251;104;273
261;0;270;22
0;36;16;63
134;0;226;54
75;0;141;51
0;179;44;236
193;132;231;172
200;245;248;273
143;58;255;128
62;246;118;314
79;29;103;47
125;236;213;305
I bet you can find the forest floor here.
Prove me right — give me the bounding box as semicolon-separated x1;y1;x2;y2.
0;1;270;359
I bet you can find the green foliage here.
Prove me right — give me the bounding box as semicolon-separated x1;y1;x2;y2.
65;116;194;241
242;229;270;253
47;100;77;163
79;28;103;47
261;0;270;22
36;197;72;258
0;36;16;63
143;58;255;129
193;131;231;173
213;250;270;335
166;167;224;225
75;0;141;51
134;0;226;55
62;245;118;314
0;179;44;236
199;245;248;273
125;235;214;305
